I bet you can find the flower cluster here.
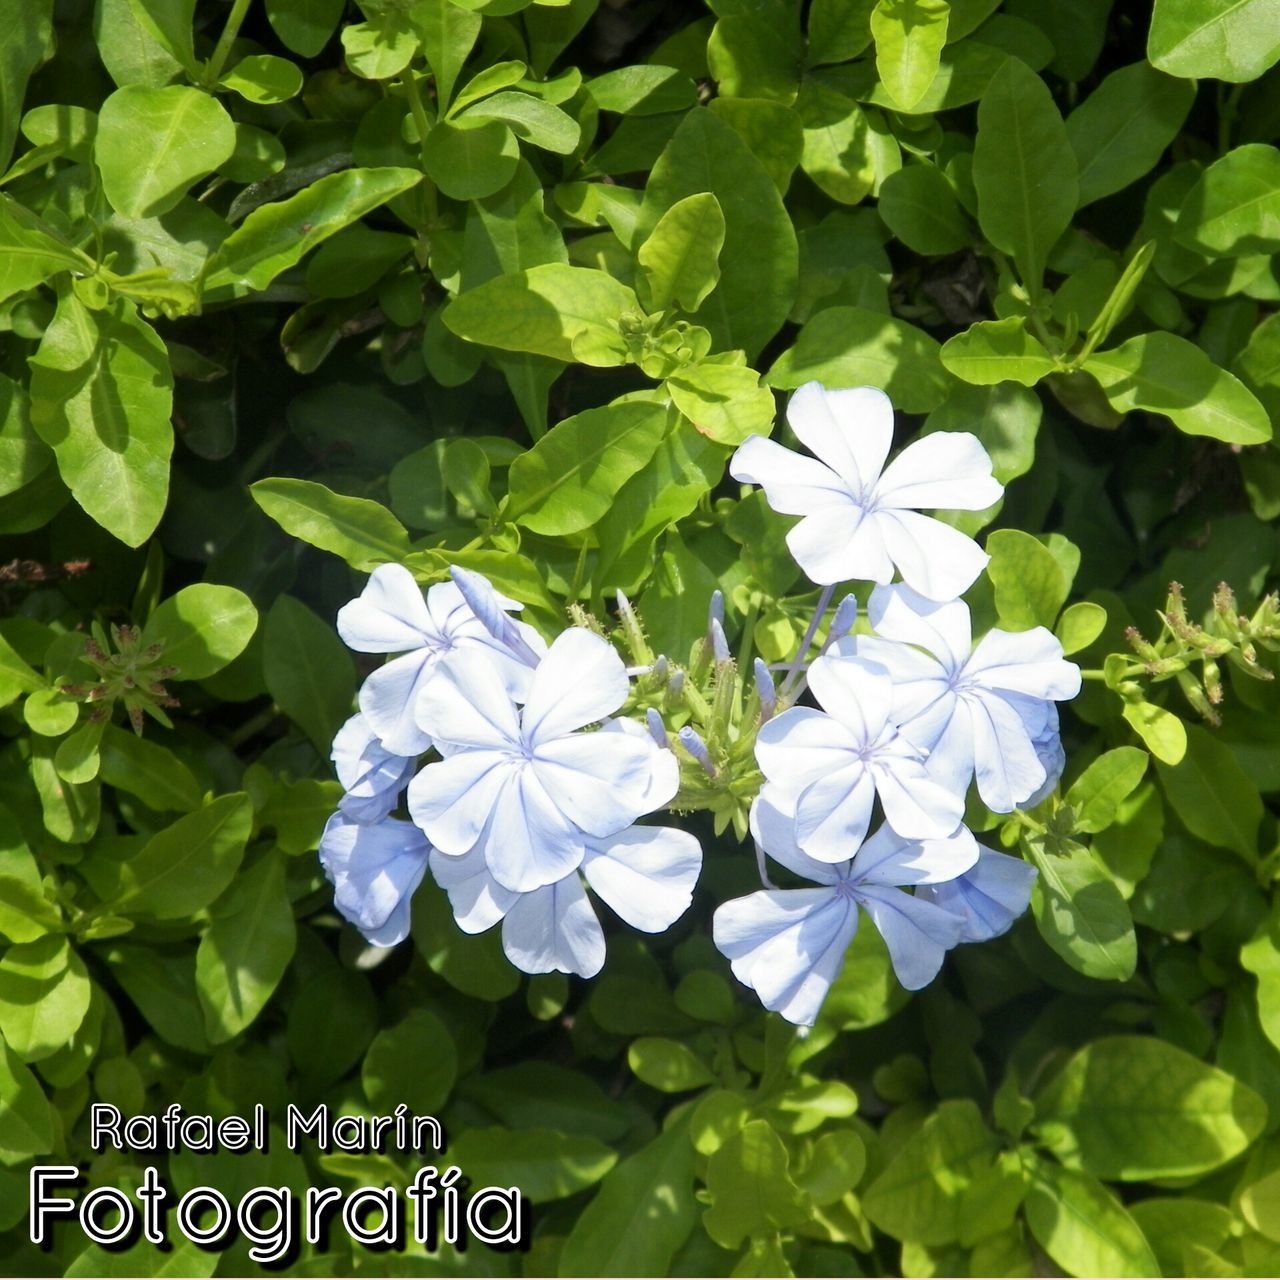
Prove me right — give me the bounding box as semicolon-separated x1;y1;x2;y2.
318;381;1081;1026
319;564;700;976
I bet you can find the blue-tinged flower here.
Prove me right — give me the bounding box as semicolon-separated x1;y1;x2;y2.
336;564;545;756
431;823;702;977
916;844;1036;943
331;713;415;823
712;796;975;1025
755;656;965;861
730;382;1002;600
319;812;431;947
409;629;667;893
837;584;1081;812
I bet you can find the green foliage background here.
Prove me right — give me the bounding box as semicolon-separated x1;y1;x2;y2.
5;0;1280;1274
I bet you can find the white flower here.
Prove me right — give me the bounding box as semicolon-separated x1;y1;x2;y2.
336;563;544;756
836;584;1081;812
755;656;965;861
712;795;975;1025
916;844;1037;943
318;813;430;947
408;629;669;893
730;382;1003;599
431;825;702;977
331;713;415;823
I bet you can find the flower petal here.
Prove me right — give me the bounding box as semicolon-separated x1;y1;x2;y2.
336;563;438;653
850;822;978;887
414;648;521;752
755;706;860;794
875;509;990;601
429;844;518;934
406;752;514;855
521;628;629;742
482;765;586;893
358;650;437;757
713;888;858;1026
794;763;877;861
870;752;966;839
332;713;413;822
319;813;429;947
966;690;1047;812
786;382;895;494
750;792;846;885
729;434;851;515
582;826;702;932
868;583;973;672
785;503;891;587
917;844;1037;942
808;656;894;746
532;731;655;836
857;885;963;989
966;627;1082;701
833;638;950;728
875;431;1002;511
601;718;680;810
502;875;605;978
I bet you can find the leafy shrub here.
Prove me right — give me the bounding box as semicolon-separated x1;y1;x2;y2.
4;0;1280;1275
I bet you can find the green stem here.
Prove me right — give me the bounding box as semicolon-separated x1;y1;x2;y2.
204;0;253;87
736;595;761;671
401;69;435;171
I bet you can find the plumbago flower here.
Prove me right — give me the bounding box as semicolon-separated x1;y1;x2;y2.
408;628;670;893
834;584;1082;812
714;795;979;1025
330;713;415;823
755;657;965;861
336;563;545;755
730;381;1003;600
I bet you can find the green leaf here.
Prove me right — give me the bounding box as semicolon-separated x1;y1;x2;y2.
808;0;876;63
203;167;421;292
1242;904;1280;1054
863;1099;1001;1245
1066;62;1194;208
0;626;41;708
1065;747;1148;834
1085;330;1272;444
0;373;52;501
795;79;877;206
422;119;520;201
262;595;355;754
98;725;202;813
1026;836;1137;981
443;263;634;365
0;1037;52;1155
1175;144;1280;258
27;290;173;548
508;400;669;535
103;793;252;920
220;54;304;104
362;1008;457;1115
766;305;947;413
1148;0;1280;82
265;0;345;58
636;192;725;314
195;852;296;1044
941;317;1057;386
1121;699;1187;765
667;361;776;447
1055;601;1107;655
461;90;580;153
0;935;90;1061
0;195;90;303
628;1037;716;1092
64;1237;217;1279
415;0;481;110
973;57;1077;293
877;162;971;255
410;880;519;1001
1024;1159;1159;1278
0;0;54;171
250;478;412;570
305;224;412;299
341;14;418;80
1033;1036;1268;1180
985;528;1070;629
872;0;950;112
636;109;798;360
1155;722;1262;862
94;85;235;218
703;1119;810;1250
103;943;209;1054
451;1127;616;1203
586;65;696;115
140;583;257;680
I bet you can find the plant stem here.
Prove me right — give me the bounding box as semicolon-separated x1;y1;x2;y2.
204;0;253;87
779;584;833;700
